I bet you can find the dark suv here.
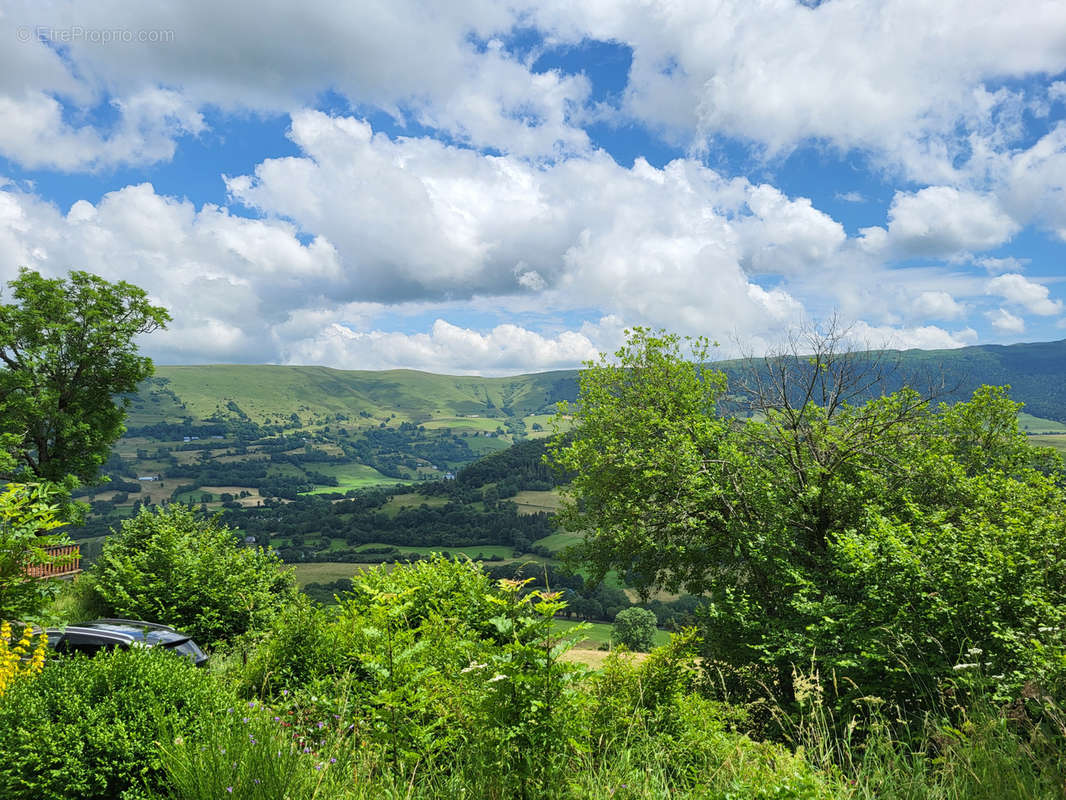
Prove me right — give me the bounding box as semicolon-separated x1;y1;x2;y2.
46;619;208;666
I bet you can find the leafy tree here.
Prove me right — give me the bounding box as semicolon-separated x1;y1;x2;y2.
0;482;72;621
612;606;657;651
87;505;298;645
0;268;170;484
552;327;1066;712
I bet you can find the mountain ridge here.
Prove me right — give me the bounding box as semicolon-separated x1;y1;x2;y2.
137;337;1066;426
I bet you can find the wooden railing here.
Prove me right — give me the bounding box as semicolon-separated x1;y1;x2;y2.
25;544;81;579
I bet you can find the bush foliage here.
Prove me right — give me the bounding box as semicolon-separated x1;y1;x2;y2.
0;647;232;800
552;328;1066;714
88;505;298;645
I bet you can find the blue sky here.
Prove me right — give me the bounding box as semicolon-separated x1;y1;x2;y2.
1;1;1065;373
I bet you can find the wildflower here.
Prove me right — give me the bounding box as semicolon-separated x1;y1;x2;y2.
488;673;507;683
226;788;233;794
952;662;979;671
330;757;337;764
242;717;249;723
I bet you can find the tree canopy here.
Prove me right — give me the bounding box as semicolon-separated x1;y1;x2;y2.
0;269;169;485
88;505;298;646
551;327;1066;711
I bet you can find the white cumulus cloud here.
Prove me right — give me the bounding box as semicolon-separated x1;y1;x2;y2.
986;272;1063;315
986;307;1026;333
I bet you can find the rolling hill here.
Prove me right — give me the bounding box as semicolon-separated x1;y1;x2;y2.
127;337;1066;429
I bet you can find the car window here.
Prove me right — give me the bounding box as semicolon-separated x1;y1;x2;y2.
168;639;207;663
56;633;126;655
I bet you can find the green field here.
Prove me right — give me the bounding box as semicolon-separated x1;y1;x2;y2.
1032;433;1066;455
143;365;579;426
464;435;513;455
301;463;410;494
512;489;563;515
532;530;583;552
289;549;520;587
345;541;511;558
289;562;374;587
1018;412;1066;433
419;416;505;432
521;414;567;438
552;619;671;649
380;493;450;514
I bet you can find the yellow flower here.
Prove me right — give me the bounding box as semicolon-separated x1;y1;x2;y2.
0;621;47;696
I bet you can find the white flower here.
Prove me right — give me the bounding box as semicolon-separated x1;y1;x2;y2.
488;674;507;683
460;661;488;674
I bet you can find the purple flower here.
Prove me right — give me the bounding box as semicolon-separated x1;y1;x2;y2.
242;717;249;724
226;789;232;794
317;722;324;729
330;757;337;764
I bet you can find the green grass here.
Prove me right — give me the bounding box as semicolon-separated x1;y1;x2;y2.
552;619;671;649
511;489;563;515
464;436;513;455
533;530;583;552
301;463;409;494
289;549;520;587
521;413;568;438
419;416;505;432
380;493;450;514
377;545;516;560
289;562;374;586
1032;433;1066;455
1018;412;1066;433
147;365;577;426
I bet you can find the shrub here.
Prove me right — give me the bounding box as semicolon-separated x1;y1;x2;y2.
88;505;298;645
242;558;591;796
0;647;233;800
612;606;658;651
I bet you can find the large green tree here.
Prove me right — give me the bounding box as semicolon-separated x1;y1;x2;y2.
0;269;170;484
551;328;1066;711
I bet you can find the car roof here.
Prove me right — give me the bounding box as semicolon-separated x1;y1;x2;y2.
72;619;191;645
